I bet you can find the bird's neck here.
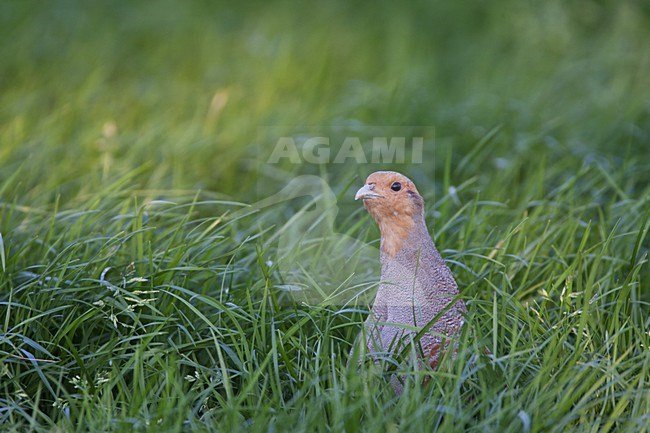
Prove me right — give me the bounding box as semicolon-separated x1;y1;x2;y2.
378;213;430;258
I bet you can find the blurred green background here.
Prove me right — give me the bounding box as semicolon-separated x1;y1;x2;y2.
1;1;650;431
1;0;648;204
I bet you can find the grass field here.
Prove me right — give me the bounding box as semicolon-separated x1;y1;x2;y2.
1;1;649;432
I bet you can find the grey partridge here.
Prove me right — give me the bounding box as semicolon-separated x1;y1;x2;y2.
355;171;467;393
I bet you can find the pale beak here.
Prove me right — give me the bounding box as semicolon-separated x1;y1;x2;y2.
355;184;381;200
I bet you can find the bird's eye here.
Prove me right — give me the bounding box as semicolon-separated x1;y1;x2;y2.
390;182;402;192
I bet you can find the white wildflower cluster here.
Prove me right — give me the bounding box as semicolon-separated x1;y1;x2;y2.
97;264;159;329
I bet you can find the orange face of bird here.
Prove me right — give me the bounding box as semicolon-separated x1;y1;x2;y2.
355;171;425;255
355;171;424;216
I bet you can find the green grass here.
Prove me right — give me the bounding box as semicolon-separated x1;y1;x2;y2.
1;1;649;432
